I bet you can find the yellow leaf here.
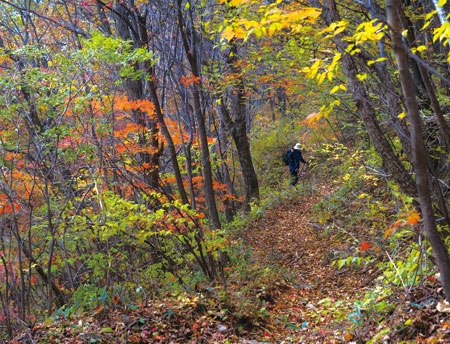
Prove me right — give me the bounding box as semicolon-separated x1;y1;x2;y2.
327;71;333;81
402;29;408;37
416;45;427;52
241;20;258;30
344;332;354;341
222;26;235;41
334;26;345;36
317;72;326;84
330;85;340;94
398;112;406;119
330;99;340;107
356;73;367;81
234;26;246;39
268;23;278;36
438;0;447;7
425;10;438;20
306;59;321;79
339;84;347;91
305;112;322;124
219;0;247;5
421;21;432;31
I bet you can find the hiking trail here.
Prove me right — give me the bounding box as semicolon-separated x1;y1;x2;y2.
242;183;369;343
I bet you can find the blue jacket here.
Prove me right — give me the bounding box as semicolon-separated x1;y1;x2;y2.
287;149;306;171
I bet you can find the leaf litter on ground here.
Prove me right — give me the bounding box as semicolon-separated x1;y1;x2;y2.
10;183;450;343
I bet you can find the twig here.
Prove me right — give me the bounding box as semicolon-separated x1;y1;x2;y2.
385;250;406;290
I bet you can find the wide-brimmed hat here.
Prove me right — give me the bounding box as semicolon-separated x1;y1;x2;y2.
294;143;302;150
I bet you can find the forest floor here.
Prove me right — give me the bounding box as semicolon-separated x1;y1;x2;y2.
238;182;450;344
240;183;367;343
10;182;450;343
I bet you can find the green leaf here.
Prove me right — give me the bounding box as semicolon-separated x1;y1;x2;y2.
285;322;300;329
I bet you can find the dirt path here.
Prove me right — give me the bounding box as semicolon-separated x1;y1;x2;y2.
244;186;367;343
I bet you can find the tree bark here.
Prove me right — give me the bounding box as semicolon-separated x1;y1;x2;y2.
324;0;417;197
387;0;450;303
220;43;259;210
113;3;162;189
394;3;450;148
148;68;190;205
177;0;221;229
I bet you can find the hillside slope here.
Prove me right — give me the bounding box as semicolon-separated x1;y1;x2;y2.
10;184;450;344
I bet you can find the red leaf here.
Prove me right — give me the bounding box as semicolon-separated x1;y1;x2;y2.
359;241;370;251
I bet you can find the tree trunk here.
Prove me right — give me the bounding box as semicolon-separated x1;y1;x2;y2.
220;43;259;210
324;0;417;197
356;47;413;162
114;3;162;189
220;98;259;210
148;68;190;205
387;0;450;303
394;3;450;148
177;0;221;229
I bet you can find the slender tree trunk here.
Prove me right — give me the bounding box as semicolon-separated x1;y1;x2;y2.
148;68;190;205
177;0;221;229
114;3;162;189
324;0;417;197
220;98;259;210
387;0;450;303
221;43;259;210
394;4;450;148
356;47;413;161
216;115;238;220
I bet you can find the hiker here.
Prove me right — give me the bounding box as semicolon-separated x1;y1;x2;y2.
286;143;308;186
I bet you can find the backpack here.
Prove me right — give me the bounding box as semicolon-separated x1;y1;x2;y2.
283;150;291;166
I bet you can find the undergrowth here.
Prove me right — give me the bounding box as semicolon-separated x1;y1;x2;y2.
309;142;446;343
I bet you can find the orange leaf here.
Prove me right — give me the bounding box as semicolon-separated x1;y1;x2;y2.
344;332;354;341
384;226;392;238
359;241;370;251
130;335;140;343
407;211;420;225
142;163;151;169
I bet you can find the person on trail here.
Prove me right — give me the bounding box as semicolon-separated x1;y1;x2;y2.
287;143;308;186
